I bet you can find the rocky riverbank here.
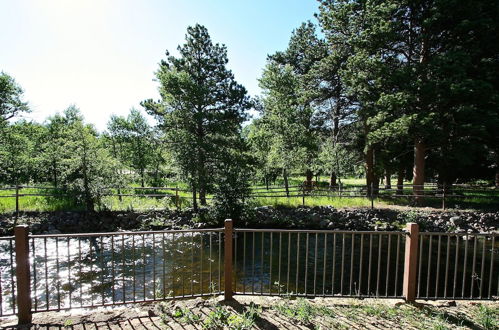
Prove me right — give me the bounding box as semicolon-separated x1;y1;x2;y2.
0;205;497;236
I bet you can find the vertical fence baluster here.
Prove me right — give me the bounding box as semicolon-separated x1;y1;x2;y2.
471;236;478;298
278;233;282;296
78;238;82;306
480;236;486;298
488;236;495;298
323;234;327;296
100;236;105;306
462;235;469;298
444;235;450;298
219;232;222;294
349;234;355;296
358;234;364;297
313;233;318;296
305;233;309;295
31;238;37;311
209;233;213;293
394;234;400;297
453;235;459;299
296;233;300;294
44;237;49;309
132;235;136;302
152;233;156;300
426;236;432;298
260;232;264;295
367;234;372;296
200;233;203;295
111;235;115;304
417;235;424;297
190;232;194;297
287;233;291;294
435;235;442;298
9;239;16;315
376;234;382;296
55;237;61;309
224;220;233;300
242;232;246;294
340;233;345;295
385;234;391;297
234;231;237;294
172;233;177;297
122;235;126;303
269;232;273;294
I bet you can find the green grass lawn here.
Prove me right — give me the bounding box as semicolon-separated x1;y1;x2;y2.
1;178;497;213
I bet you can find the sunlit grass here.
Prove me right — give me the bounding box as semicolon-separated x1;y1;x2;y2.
1;178;497;212
252;196;374;208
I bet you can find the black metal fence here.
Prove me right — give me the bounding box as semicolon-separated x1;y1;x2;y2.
0;223;497;324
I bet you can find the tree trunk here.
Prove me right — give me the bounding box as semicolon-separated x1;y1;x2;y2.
413;139;426;201
330;170;337;187
283;168;289;197
397;167;404;195
52;160;58;188
199;184;207;205
198;161;207;206
365;146;375;196
192;184;198;212
373;175;380;196
140;169;145;188
305;169;313;191
385;170;391;189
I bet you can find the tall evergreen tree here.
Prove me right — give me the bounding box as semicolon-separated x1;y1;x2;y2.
143;24;251;211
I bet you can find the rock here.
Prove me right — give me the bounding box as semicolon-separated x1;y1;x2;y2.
450;216;465;227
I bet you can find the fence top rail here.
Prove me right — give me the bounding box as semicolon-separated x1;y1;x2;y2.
29;227;224;238
233;228;406;235
419;232;498;237
0;235;15;241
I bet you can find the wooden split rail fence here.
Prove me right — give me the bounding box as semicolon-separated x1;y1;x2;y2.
1;183;497;215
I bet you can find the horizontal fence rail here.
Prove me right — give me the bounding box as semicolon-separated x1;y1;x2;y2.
1;222;498;325
417;232;498;300
232;229;406;298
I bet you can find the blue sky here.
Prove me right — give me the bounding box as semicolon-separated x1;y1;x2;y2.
0;0;319;131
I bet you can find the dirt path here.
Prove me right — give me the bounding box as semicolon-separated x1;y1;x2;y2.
1;296;497;329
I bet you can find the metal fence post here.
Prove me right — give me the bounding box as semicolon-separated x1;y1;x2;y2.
15;225;32;324
403;223;419;303
224;219;233;300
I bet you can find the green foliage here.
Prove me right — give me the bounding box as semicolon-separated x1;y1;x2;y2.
274;298;335;326
105;108;166;187
0;72;29;124
473;304;498;330
143;24;252;210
